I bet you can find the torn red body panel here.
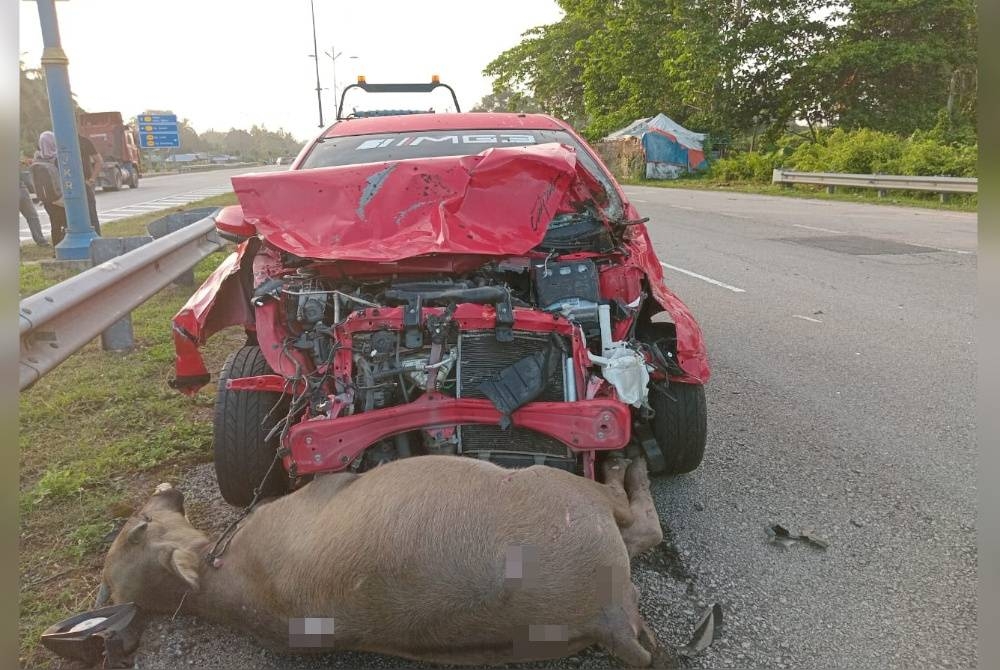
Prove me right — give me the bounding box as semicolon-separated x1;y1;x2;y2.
232;144;598;262
171;240;256;394
621;221;711;384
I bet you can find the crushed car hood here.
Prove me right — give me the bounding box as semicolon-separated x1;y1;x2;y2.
231;143;605;262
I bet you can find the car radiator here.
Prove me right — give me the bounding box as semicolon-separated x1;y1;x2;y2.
457;330;574;463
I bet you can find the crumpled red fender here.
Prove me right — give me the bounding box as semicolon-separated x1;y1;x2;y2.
170;239;256;396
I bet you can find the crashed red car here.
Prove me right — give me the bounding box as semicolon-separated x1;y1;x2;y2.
171;109;710;506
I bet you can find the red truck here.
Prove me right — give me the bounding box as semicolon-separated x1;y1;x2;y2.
77;112;141;191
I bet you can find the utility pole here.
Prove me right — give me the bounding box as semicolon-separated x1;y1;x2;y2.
331;45;339;114
309;0;323;127
34;0;98;260
324;47;358;121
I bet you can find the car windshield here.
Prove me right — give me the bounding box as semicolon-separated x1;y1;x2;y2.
300;128;622;220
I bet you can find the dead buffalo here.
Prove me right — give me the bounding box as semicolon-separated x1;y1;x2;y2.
98;455;665;666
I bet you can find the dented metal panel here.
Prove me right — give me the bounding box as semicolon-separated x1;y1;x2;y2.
231;143;599;262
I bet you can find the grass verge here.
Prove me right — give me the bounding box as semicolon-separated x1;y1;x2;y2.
624;177;978;213
19;194;244;667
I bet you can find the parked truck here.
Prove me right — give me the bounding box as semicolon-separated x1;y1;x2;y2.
77;112;141;191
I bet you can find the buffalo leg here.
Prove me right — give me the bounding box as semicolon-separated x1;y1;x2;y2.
599;583;656;667
620;456;664;559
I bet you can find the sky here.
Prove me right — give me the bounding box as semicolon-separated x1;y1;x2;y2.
18;0;564;143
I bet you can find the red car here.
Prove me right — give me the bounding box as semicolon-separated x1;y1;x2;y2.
170;87;709;506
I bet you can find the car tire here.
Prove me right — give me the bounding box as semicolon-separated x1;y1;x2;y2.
648;382;707;475
213;346;289;506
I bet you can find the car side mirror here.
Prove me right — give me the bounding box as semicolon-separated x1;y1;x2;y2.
214;204;256;242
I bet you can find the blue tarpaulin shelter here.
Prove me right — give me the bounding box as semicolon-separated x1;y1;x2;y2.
604;114;708;179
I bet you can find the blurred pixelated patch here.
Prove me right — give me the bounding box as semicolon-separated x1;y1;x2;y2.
288;617;336;648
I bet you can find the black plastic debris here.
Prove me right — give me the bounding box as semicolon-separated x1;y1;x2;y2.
767;524;829;549
41;603;144;668
678;603;723;658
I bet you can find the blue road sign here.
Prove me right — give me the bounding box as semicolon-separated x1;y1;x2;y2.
136;113;179;148
137;123;178;133
139;132;180;148
137;113;178;124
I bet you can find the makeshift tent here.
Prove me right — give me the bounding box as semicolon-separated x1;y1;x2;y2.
603;114;708;179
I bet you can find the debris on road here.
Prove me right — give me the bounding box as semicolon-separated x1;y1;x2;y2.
678;603;724;658
766;524;829;549
40;602;144;668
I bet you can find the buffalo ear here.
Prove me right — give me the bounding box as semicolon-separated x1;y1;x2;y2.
126;520;148;545
169;548;201;591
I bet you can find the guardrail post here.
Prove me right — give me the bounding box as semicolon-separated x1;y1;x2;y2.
877;189;887;198
147;207;219;286
826;185;835;194
90;236;153;351
940;193;949;204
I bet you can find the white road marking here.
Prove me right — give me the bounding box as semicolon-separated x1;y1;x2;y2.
793;314;823;323
793;224;847;234
630;198;648;203
19;185;237;242
660;262;746;293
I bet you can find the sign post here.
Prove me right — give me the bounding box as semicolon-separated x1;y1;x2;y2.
136;114;180;149
34;0;98;260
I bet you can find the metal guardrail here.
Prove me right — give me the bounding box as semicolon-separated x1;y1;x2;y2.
19;216;222;391
177;161;263;173
772;169;977;197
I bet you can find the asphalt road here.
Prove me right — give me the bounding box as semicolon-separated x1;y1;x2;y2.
131;188;977;669
18;164;282;243
629;187;977;668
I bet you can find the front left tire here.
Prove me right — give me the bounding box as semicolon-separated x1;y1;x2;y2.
213;346;290;506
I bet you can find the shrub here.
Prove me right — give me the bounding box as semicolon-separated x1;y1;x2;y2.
898;137;977;177
786;128;903;174
707;150;781;182
707;126;977;183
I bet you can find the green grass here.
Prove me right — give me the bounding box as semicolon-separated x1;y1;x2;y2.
18;194;245;667
624;176;979;213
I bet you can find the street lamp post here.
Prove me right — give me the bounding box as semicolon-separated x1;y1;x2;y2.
33;0;98;260
309;0;323;127
324;47;358;120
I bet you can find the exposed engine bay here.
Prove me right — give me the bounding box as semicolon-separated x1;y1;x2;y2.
171;142;710;499
247;252;681;477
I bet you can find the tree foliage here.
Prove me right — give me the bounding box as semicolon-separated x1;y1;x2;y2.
471;88;543;113
19;61;86;157
813;0;977;134
483;0;977;141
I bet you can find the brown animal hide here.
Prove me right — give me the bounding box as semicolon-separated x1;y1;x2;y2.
100;456;661;666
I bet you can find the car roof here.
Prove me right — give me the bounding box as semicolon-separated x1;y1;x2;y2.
322;112;568;138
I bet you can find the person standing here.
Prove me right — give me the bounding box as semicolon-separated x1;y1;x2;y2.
30;131;67;247
18;163;49;246
78;133;102;236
